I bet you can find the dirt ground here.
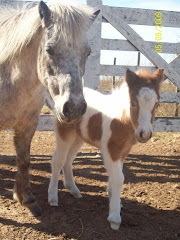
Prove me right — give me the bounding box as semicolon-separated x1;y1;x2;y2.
0;131;179;240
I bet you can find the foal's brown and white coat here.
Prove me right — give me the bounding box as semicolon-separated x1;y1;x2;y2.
48;69;164;230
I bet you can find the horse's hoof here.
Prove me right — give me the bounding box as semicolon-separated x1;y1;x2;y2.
110;222;120;230
27;201;42;217
49;201;58;207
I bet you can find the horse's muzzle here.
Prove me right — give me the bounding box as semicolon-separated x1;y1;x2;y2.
59;99;87;122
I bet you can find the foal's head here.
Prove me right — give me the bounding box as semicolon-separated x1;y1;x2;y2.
37;1;99;122
126;68;164;143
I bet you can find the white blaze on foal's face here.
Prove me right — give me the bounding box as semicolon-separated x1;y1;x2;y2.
136;87;158;142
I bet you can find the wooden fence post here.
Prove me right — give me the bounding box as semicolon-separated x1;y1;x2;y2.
84;0;102;90
113;57;116;88
137;51;140;66
175;88;180;116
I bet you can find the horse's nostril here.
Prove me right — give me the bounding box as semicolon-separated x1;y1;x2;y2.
139;131;144;139
63;101;74;117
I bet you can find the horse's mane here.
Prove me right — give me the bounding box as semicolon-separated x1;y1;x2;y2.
0;4;41;64
48;1;95;44
0;1;94;64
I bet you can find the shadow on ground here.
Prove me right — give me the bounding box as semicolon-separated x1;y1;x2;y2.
0;152;179;240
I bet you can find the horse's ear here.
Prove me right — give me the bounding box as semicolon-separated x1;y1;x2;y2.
126;69;138;87
39;1;51;28
91;9;100;22
153;68;164;83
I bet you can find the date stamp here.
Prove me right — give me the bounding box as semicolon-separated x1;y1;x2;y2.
155;12;162;53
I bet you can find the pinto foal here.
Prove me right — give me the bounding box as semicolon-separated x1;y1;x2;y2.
48;68;164;230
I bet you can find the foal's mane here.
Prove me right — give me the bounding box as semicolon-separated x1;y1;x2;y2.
136;69;156;81
0;1;94;64
136;69;161;93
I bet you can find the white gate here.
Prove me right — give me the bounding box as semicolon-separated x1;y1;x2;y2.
82;0;180;132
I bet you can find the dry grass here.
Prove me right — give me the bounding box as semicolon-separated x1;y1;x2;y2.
41;105;53;115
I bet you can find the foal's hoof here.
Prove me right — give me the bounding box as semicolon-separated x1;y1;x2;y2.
13;192;18;202
110;222;120;230
26;201;42;217
73;192;82;199
49;201;58;207
108;215;121;230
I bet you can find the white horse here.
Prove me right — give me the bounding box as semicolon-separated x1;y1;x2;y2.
48;68;164;230
0;1;99;216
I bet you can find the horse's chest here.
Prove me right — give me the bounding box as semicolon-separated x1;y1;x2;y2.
0;83;44;130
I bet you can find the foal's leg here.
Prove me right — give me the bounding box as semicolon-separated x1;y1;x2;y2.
48;133;74;206
13;121;42;216
62;137;83;198
104;157;124;230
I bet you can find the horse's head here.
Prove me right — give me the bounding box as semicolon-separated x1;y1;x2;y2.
125;68;164;143
37;1;99;122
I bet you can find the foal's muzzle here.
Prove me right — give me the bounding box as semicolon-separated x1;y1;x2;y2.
136;130;152;143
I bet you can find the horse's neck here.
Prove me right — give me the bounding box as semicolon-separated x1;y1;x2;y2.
10;28;43;87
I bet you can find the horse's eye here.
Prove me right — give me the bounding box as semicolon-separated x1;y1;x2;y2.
87;50;91;57
131;101;136;107
46;48;54;56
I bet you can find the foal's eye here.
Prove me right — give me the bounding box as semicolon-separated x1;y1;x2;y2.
46;48;54;56
155;102;160;108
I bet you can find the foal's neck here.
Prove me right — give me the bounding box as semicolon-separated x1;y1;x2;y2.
112;82;131;121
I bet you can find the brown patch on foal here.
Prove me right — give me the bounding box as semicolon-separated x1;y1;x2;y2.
151;102;159;123
88;112;102;141
130;99;139;129
56;120;76;141
108;110;136;161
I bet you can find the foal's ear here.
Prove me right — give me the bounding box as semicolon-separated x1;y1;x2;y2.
39;1;51;28
125;69;138;87
153;68;164;83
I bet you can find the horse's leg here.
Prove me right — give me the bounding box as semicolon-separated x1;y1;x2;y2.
62;137;83;198
13;120;42;217
104;158;124;230
48;133;74;206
